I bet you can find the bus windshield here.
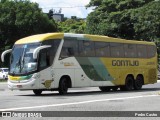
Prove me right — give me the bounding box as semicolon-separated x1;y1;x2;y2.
10;43;41;75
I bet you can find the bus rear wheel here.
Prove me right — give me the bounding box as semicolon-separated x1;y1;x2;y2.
120;76;133;91
134;75;143;90
33;90;42;96
99;86;110;92
59;78;68;95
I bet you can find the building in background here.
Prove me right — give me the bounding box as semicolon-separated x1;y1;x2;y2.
53;14;64;22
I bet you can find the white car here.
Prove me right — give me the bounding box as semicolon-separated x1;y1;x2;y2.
0;68;9;80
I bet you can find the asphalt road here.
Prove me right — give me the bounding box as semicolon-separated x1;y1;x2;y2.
0;81;160;120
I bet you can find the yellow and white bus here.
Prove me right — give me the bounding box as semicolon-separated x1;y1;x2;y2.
1;33;157;95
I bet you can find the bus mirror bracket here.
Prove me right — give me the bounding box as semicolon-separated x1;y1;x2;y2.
1;49;12;62
33;45;51;59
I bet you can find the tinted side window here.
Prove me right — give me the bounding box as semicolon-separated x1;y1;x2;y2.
43;40;61;65
137;45;147;58
39;52;47;68
39;49;50;70
60;40;78;58
110;43;124;57
79;41;95;57
95;42;110;57
124;44;137;58
147;45;156;58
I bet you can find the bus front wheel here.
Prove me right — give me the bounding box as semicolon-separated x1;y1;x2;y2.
59;78;68;95
33;90;42;95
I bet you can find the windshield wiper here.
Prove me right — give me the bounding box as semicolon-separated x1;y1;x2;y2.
16;56;22;73
20;47;26;72
21;55;25;72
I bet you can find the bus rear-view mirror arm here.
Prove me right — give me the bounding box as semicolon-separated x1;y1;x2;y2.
33;45;51;59
1;49;12;62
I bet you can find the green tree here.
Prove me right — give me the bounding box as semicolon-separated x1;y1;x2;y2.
131;1;160;41
58;18;86;34
0;0;57;49
0;0;57;66
86;0;160;41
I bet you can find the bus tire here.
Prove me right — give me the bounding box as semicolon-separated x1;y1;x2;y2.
33;90;42;95
120;76;133;91
134;75;143;90
59;77;68;95
99;86;110;92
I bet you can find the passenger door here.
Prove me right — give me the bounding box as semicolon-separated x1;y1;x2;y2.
38;49;53;89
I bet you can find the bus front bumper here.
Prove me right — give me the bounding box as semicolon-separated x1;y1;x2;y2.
8;78;37;90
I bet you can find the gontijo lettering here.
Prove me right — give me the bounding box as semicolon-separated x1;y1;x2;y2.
112;60;139;66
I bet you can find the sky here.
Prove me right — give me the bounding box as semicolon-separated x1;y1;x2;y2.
30;0;93;18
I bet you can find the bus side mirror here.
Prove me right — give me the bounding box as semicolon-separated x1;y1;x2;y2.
1;49;12;62
33;45;51;59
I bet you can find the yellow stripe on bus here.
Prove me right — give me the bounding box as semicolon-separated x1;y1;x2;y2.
8;75;21;81
15;33;64;44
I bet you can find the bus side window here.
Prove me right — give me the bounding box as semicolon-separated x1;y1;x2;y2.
79;41;95;57
42;39;61;65
95;42;110;57
68;48;74;56
110;43;124;57
147;45;156;58
60;40;78;59
137;45;147;58
61;47;74;58
124;44;137;58
39;50;50;69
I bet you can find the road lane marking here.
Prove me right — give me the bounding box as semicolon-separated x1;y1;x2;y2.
0;94;159;111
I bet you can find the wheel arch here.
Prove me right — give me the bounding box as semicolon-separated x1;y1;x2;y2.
126;74;134;80
120;74;134;91
59;75;72;88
